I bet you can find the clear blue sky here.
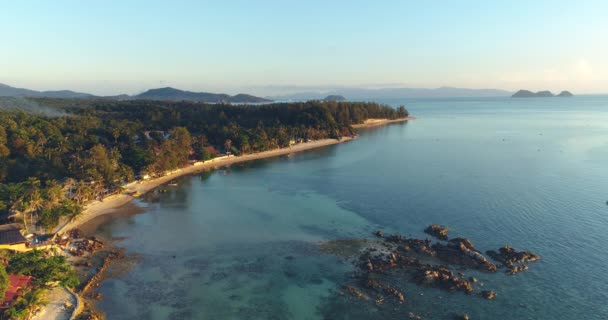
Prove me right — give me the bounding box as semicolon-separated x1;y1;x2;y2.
1;1;606;95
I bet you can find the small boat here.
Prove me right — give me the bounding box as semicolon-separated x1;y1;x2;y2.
168;182;178;187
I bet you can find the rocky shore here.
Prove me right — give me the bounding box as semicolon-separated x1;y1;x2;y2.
326;225;541;319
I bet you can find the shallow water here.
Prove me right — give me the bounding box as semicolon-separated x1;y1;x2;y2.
95;96;608;319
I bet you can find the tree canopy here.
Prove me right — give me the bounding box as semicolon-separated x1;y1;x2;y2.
0;98;408;229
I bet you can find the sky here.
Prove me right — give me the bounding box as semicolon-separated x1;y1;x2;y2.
1;1;607;95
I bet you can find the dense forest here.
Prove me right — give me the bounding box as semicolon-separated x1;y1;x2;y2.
0;98;407;229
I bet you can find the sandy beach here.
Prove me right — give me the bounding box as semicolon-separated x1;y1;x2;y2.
351;117;415;128
57;137;354;234
57;117;413;235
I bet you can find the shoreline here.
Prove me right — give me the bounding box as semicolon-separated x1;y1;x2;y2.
57;117;414;235
351;117;415;128
48;117;414;320
57;137;353;234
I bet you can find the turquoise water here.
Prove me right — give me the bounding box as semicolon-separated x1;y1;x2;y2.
95;96;608;319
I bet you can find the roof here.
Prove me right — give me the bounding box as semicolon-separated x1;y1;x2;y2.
2;275;32;307
0;228;27;245
203;146;219;155
0;224;21;232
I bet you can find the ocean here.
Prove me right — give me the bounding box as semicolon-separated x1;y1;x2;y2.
93;96;608;319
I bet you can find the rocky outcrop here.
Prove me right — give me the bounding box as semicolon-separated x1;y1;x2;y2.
481;290;497;300
424;224;449;240
326;226;541;316
486;245;540;275
342;285;369;301
415;265;473;294
433;238;497;271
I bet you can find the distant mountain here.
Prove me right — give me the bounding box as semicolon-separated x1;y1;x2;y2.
270;86;513;101
323;95;346;102
0;83;94;98
0;83;272;103
135;87;271;103
512;90;573;98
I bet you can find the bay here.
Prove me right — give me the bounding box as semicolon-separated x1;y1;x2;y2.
94;96;608;319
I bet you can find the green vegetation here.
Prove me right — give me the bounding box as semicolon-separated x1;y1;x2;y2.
7;250;79;287
0;264;8;300
0;98;408;229
3;289;47;320
0;250;79;320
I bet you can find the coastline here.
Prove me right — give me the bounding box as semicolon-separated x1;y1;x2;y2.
48;116;414;320
57;117;414;235
57;137;352;234
351;117;416;128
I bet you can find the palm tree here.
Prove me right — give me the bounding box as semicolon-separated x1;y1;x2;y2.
44;179;64;207
74;182;93;205
23;189;44;233
25;177;41;190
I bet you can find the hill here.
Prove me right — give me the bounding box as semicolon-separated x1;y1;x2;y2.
135;87;271;103
323;95;346;102
0;83;93;98
0;83;272;103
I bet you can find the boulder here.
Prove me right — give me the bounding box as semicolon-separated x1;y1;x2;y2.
481;290;496;300
424;224;449;240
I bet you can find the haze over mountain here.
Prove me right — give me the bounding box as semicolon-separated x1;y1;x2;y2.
134;87;272;103
0;83;271;103
269;86;513;101
0;83;93;98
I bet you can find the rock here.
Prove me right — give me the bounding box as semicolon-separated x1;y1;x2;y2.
342;285;369;301
424;224;449;240
384;286;405;303
434;240;497;272
415;265;473;294
448;237;475;250
481;290;496;300
374;230;384;238
506;264;528;275
486;245;540;272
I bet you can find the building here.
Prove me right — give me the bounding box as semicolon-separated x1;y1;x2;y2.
203;146;219;157
1;275;32;308
0;224;28;251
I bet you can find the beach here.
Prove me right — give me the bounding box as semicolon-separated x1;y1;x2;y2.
57;118;413;235
351;117;415;128
57;138;355;234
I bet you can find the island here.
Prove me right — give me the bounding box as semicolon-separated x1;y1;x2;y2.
512;89;574;98
557;90;573;97
323;95;346;102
